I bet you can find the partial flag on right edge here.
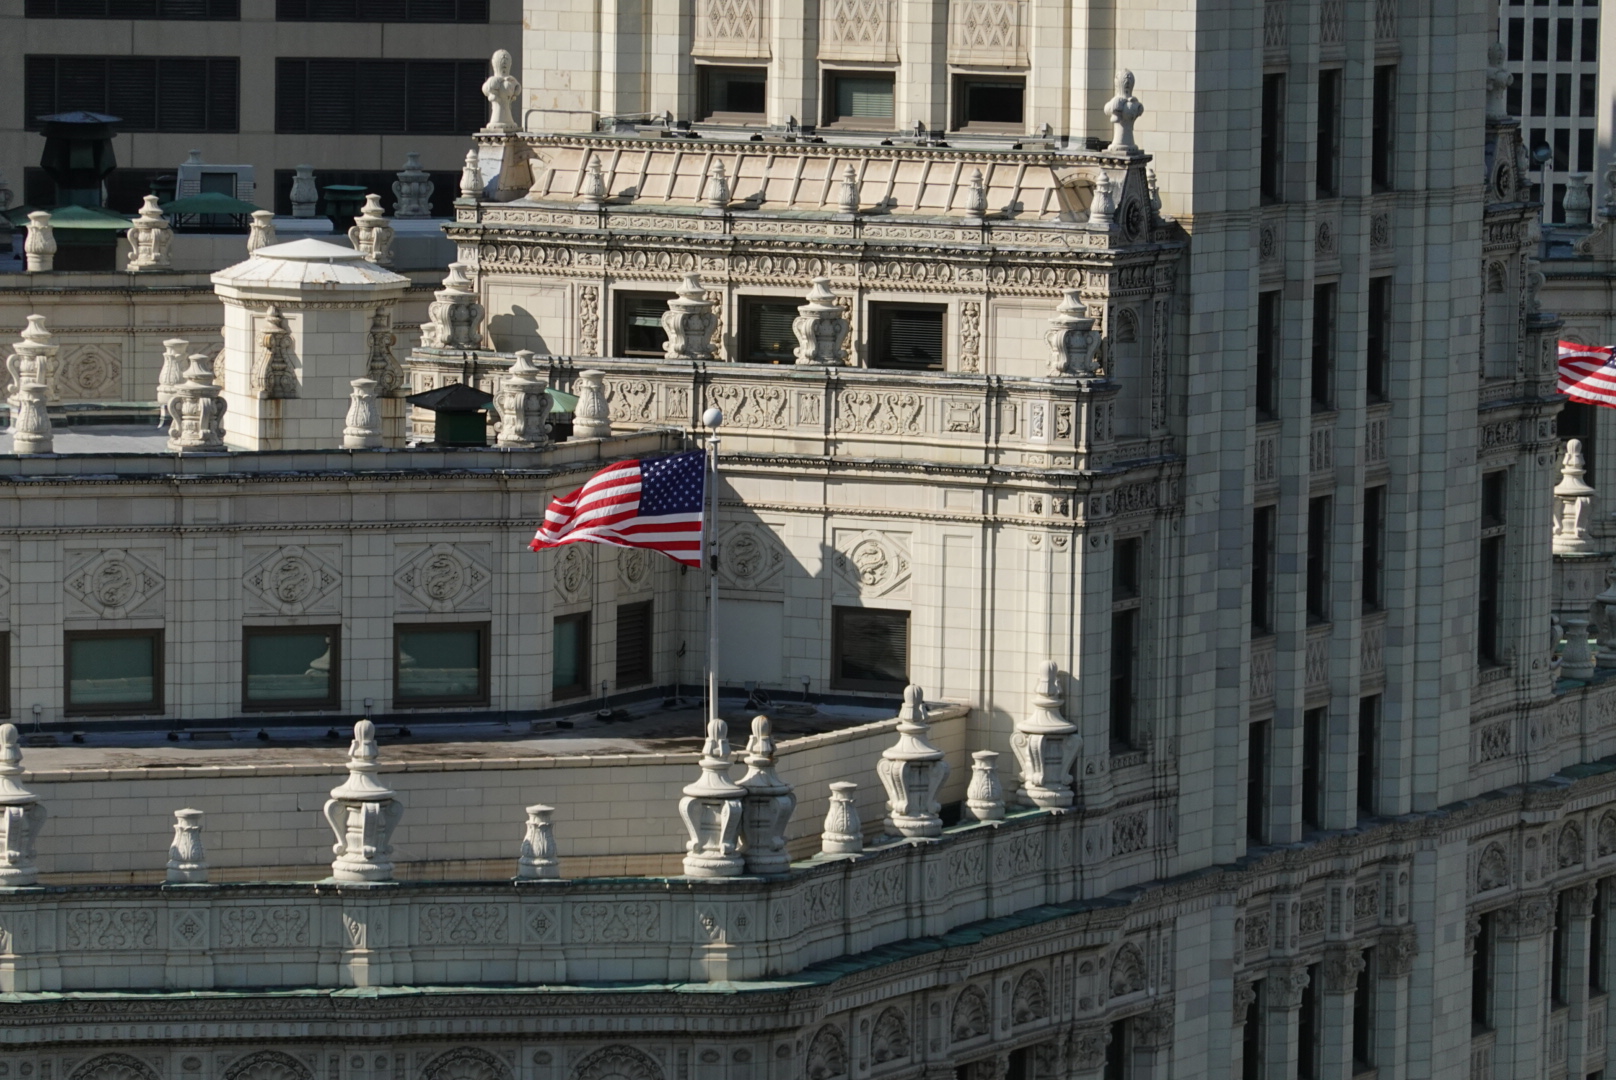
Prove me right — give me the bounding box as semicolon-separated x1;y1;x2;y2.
1559;340;1616;407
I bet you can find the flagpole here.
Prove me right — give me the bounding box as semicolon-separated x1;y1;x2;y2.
701;406;724;730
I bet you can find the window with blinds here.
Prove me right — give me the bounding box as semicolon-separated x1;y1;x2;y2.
25;56;238;132
613;292;676;357
276;0;487;19
832;607;908;692
616;601;653;687
275;59;485;135
825;73;894;126
25;0;237;17
869;303;946;371
553;613;590;700
739;298;798;363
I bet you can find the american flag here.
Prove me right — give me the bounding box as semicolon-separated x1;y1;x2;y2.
529;450;707;567
1559;340;1616;408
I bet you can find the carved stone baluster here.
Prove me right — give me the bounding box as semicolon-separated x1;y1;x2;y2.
24;211;54;272
342;377;383;449
1554;438;1597;554
495;349;554;448
1011;661;1082;808
516;803;561;880
678;716;747;877
12;384;52;455
166;808;208;884
965;750;1005;821
737;715;797;874
876;684;950;839
166;352;228;453
348;194;395;265
125;195;174;272
793;278;849;366
572;369;612;438
661;275;718;360
821;781;863;855
0;724;46;885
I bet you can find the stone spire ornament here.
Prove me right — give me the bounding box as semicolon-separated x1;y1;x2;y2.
963;168;988;218
793;278;849;365
495;349;553;448
459;150;485;200
247;210;277;255
125;195;174;271
1089;172;1116;228
1046;291;1102;376
24;211;55;272
1595;570;1616;670
821;781;862;855
421;262;485;349
1103;69;1145;153
1603;161;1616;216
876;685;951;839
348;194;395;265
1566;174;1593;226
0;724;46;885
392;151;434;218
737;715;797;875
155;337;189;421
579;156;607;208
1486;42;1514;123
342;378;383;449
253;305;300;399
11;384;52;455
572;370;612;438
481;49;521;133
965;750;1005;822
365;309;404;397
678;716;748;877
660;274;718;360
166;353;228;452
1554;439;1598;555
7;314;60;416
704;162;731;210
166;809;208;884
323;720;404;883
838;165;861;213
1563;615;1597;680
516;803;560;879
1010;662;1081;809
290;165;319;218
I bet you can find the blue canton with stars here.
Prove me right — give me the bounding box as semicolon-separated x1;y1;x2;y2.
637;451;706;515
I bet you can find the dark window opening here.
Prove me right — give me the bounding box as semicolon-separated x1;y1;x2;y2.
1553;891;1571;1005
25;55;238;133
1103;1018;1131;1080
1578;128;1595;172
1353;948;1377;1070
1593;882;1607;992
1317;68;1341;197
272;168;462;218
1242;981;1265;1080
832;606;909;692
1532;72;1549;117
1261;73;1286;204
1302;707;1325;831
65;629;163;716
615;601;653;688
1558;16;1575;59
1583;17;1599;59
1257;290;1280;420
1372;65;1395;191
1473;911;1494;1030
1555;126;1571;171
1110;609;1137;749
1482;470;1509;528
1298;963;1321;1080
613;291;676;358
276;0;488;20
1368;276;1391;402
275;58;485;134
869;303;946;370
738;297;799;363
1534;17;1551;60
1509;17;1526;60
395;623;489;705
824;72;895;127
1561;404;1597;486
1479;535;1504;666
1363;485;1386;612
1582;74;1598;117
698;65;767;121
1115;537;1142;601
1253;505;1277;637
1312;283;1337;412
1357;695;1380;817
1307;496;1332;624
552;612;591;700
1247;719;1269;844
1508;78;1523;118
26;0;238;16
243;626;339;710
1556;73;1573;117
953;75;1025;131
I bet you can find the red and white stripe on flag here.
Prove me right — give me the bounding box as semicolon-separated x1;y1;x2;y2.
1559;340;1616;408
529;451;707;568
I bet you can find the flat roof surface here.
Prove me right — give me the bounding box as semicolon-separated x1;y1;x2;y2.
0;423;171;454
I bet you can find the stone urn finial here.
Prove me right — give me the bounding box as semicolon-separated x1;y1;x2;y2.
1046;291;1102;376
343;377;383;449
1103;69;1145;153
481;49;521;133
838;165;861;213
876;685;950;839
348;194;395;265
495;349;553;448
1486;42;1514;123
965;750;1005;821
1554;439;1598;555
737;715;797;874
392;151;435;218
167;353;228;453
1010;661;1081;808
661;274;718;360
572;370;612;438
516;803;561;879
290;165;319;218
704;162;730;210
793;278;848;365
821;781;863;855
460;150;485;200
166;809;208;884
678;716;748;876
24;211;55;272
323;720;404;883
0;723;46;885
126;194;174;272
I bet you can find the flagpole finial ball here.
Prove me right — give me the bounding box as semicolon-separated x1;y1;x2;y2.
702;407;724;429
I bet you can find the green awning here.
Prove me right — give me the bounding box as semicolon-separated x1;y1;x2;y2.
159;192;263;216
546;387;579;412
34;205;136;231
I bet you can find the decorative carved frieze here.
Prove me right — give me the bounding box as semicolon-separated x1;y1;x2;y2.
243;545;342;617
64;548;165;619
395;543;493;613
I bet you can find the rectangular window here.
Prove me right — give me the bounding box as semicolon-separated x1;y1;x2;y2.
27;0;239;15
1363;485;1386;611
1110;609;1137;749
1372;66;1395;191
1353;947;1377;1069
1312;283;1336;412
698;65;767;122
1578;128;1595;172
1555;125;1571;171
1553;891;1571;1005
552;612;590;700
824;72;895;127
1242;981;1265;1080
275;58;485;134
738;297;799;364
1261;73;1286;203
25;56;238;132
1307;496;1332;623
1558;16;1575;59
869;303;946;371
1582;74;1598;117
276;0;488;19
65;629;162;715
1562;404;1598;487
1358;695;1380;817
243;626;339;710
0;632;9;719
615;601;653;688
1479;535;1505;666
952;75;1025;131
1593;882;1607;992
612;290;676;358
1302;707;1325;831
1583;18;1599;59
1473;912;1494;1030
1508;77;1523;119
1104;1017;1130;1080
1509;17;1525;60
832;606;909;692
1532;73;1549;117
1253;505;1277;636
1556;73;1572;117
1367;276;1391;402
1114;536;1142;601
1247;719;1269;844
395;623;489;705
1257;290;1280;419
1317;69;1341;197
1298;962;1321;1080
1534;17;1551;59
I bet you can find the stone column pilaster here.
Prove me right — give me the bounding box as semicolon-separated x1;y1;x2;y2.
1374;925;1417;1080
1264;966;1311;1080
1319;947;1365;1080
1491;895;1554;1078
1563;884;1597;1078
